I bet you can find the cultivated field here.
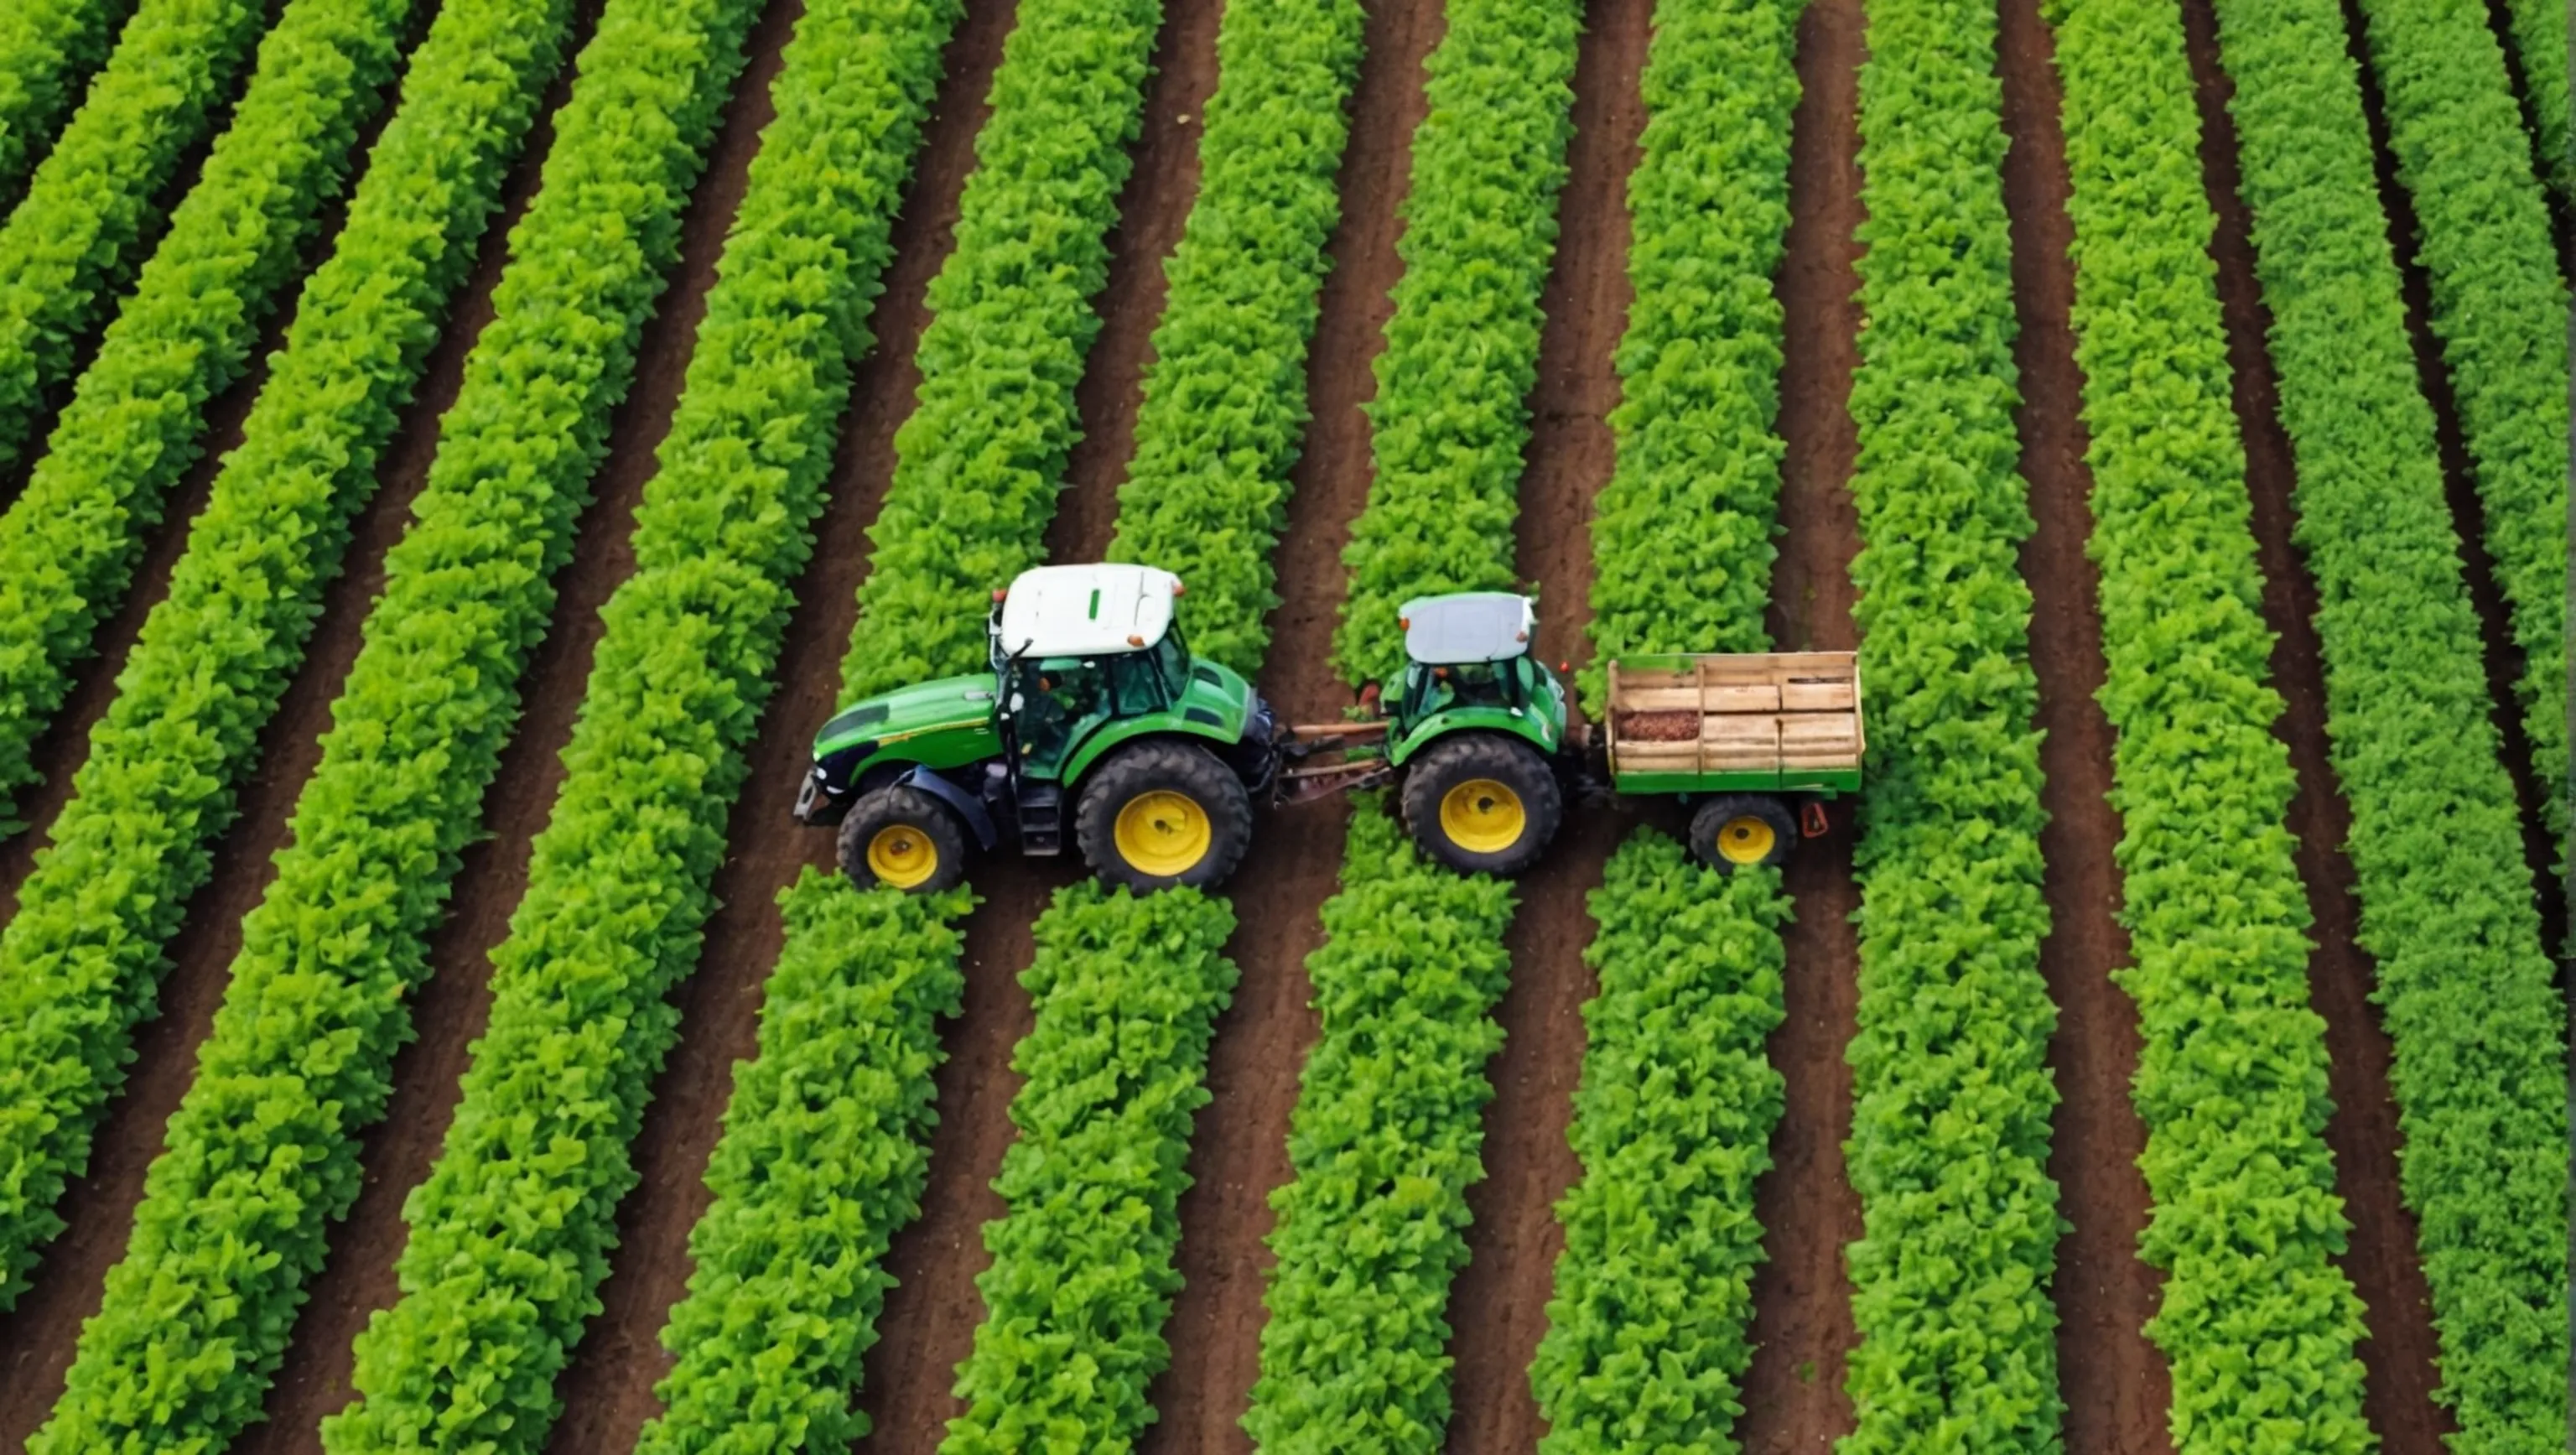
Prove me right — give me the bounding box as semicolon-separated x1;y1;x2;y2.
0;0;2563;1447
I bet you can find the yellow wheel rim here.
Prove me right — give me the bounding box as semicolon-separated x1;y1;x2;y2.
1716;814;1777;865
1114;790;1213;876
1440;778;1527;855
867;824;939;889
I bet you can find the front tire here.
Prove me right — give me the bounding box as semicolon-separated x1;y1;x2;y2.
1076;740;1254;893
1400;733;1561;876
1688;793;1796;874
839;785;971;894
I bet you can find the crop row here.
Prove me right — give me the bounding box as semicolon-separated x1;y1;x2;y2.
939;886;1238;1450
1327;0;1581;687
2206;0;2568;1441
0;0;130;204
0;0;411;816
1104;0;1364;677
1836;0;2066;1445
0;0;576;1328
462;1;966;1446
2043;0;2372;1446
2491;0;2569;205
2349;0;2570;852
0;0;272;470
1528;0;1799;1444
906;0;1370;1437
1575;0;1797;699
1532;840;1787;1451
835;0;1163;703
636;0;1166;1428
636;884;969;1454
1244;804;1518;1448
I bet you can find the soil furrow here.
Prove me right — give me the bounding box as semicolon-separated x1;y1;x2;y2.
1129;0;1444;1437
846;0;1226;1440
1435;0;1649;1440
0;2;572;1437
517;0;1019;1442
1988;0;2171;1447
1732;0;1867;1444
2184;0;2478;1439
230;0;792;1442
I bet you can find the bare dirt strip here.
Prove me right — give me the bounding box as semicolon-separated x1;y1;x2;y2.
839;0;1233;1442
223;1;803;1444
1733;0;1867;1444
1130;0;1444;1437
1434;0;1649;1442
0;1;595;1440
1987;0;2173;1447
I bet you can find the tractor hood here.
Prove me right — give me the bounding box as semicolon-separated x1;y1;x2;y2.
813;673;999;760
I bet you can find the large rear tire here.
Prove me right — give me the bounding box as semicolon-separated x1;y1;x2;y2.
838;785;971;894
1075;740;1254;893
1688;793;1796;875
1400;733;1561;876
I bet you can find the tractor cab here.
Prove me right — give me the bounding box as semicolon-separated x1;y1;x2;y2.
797;563;1279;896
1382;592;1570;766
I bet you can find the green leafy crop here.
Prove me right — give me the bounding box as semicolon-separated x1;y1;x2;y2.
637;882;969;1455
2045;0;2371;1445
1533;839;1789;1452
1104;0;1364;678
1328;0;1581;689
836;0;1165;701
2208;0;2568;1441
0;0;273;471
0;0;134;206
0;0;576;1328
1529;0;1800;1446
2349;0;2570;853
940;884;1238;1451
1836;0;2064;1444
0;0;414;818
1245;803;1517;1451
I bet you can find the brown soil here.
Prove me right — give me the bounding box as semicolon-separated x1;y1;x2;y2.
232;1;794;1445
1987;3;2174;1450
1129;0;1443;1437
843;0;1228;1444
1730;1;1867;1448
2185;0;2464;1442
1433;0;1648;1446
0;5;596;1439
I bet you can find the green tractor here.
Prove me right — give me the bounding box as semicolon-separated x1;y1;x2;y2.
793;564;1280;893
798;567;1864;894
1277;591;1864;876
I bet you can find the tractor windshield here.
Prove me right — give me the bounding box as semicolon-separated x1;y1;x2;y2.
1403;659;1516;720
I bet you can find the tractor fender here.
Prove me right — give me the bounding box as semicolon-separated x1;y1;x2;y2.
896;764;999;850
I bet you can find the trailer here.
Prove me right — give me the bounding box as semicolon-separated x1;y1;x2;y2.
1599;651;1864;870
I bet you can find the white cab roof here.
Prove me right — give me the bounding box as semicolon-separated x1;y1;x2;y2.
1399;592;1535;664
997;564;1178;659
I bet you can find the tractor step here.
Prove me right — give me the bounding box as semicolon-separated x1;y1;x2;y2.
1017;781;1066;855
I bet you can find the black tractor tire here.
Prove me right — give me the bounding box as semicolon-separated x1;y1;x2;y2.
1400;733;1561;877
1688;793;1798;875
1075;740;1255;893
838;785;972;894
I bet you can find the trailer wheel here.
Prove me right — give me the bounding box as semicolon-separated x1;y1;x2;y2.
839;785;971;894
1401;734;1561;877
1077;740;1254;893
1689;794;1797;874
